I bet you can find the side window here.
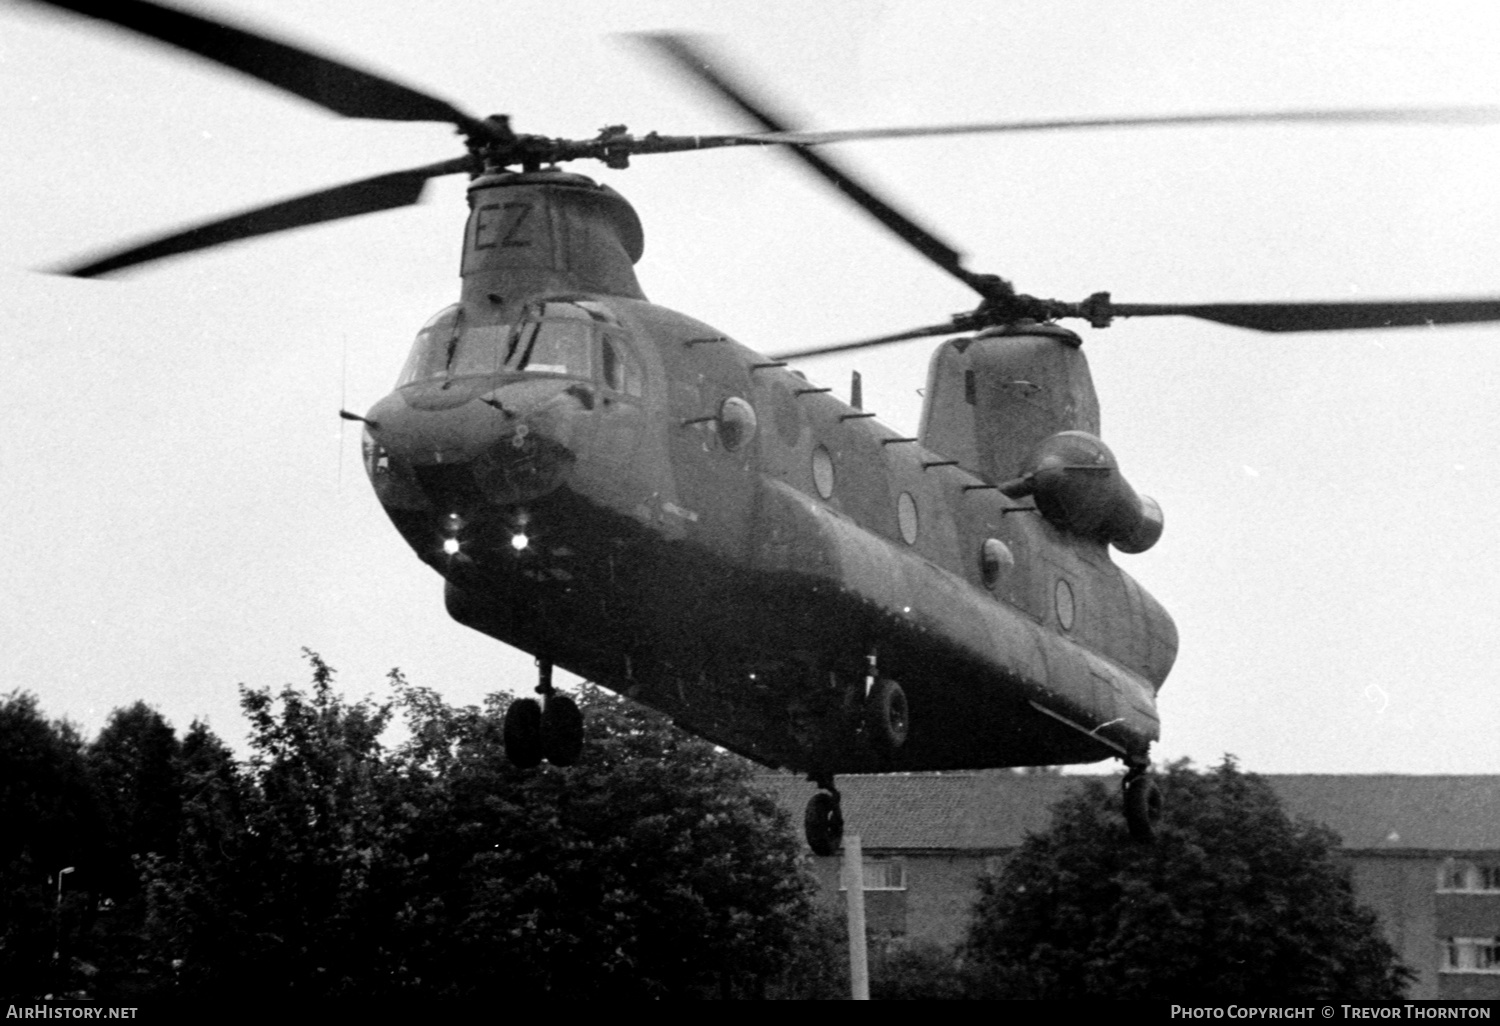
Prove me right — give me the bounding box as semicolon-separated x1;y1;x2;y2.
601;335;644;396
602;338;624;391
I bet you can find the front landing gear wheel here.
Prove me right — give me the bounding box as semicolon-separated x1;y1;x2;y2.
541;693;584;767
504;697;543;769
1123;769;1163;844
804;791;844;857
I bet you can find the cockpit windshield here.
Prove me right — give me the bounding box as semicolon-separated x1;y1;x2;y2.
398;299;620;386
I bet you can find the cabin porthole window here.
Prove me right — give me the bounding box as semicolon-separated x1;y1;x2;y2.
812;446;835;499
897;492;919;545
980;538;1013;589
718;396;757;451
1055;579;1076;631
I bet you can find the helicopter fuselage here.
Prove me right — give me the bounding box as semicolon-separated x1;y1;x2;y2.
363;169;1177;776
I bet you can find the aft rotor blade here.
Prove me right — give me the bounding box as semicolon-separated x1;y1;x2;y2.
635;32;996;300
717;105;1500;148
22;0;498;139
772;321;964;360
58;155;474;277
1109;298;1500;332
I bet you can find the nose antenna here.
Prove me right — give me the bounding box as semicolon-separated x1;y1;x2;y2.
339;410;380;429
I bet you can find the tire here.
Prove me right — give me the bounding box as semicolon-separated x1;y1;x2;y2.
1123;773;1163;844
865;677;910;754
503;697;543;769
804;792;844;857
541;693;584;767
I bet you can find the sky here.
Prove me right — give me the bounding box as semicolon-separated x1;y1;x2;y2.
2;0;1498;775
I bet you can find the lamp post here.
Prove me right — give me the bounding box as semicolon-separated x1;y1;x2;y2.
842;834;869;1000
53;866;75;965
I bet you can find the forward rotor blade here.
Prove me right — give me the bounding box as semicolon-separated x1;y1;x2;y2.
772;321;963;360
58;155;474;277
1109;298;1500;333
634;33;995;300
716;105;1500;148
22;0;497;139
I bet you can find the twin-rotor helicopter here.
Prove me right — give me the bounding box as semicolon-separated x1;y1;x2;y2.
24;0;1500;851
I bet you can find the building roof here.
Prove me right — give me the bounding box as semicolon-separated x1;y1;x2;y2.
754;772;1500;853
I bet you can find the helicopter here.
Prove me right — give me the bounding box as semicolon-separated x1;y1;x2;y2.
14;0;1500;852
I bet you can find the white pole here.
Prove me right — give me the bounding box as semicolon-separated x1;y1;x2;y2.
842;832;869;1000
53;866;74;964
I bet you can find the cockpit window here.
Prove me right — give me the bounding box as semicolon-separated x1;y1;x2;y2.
398;299;620;386
505;317;593;376
397;304;464;384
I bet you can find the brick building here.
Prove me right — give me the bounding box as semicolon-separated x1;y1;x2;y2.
756;773;1500;999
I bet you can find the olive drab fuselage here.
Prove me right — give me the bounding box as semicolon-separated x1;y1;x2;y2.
362;169;1178;776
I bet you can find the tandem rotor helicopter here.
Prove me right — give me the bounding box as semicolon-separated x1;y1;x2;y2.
17;0;1500;851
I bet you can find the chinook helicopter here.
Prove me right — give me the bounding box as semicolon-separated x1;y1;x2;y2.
22;0;1500;852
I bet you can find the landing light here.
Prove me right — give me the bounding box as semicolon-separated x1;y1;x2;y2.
443;538;461;555
511;533;530;552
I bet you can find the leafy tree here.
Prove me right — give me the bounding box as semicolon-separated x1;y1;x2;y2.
89;703;182;886
962;758;1412;1000
762;906;854;1000
870;940;966;1000
384;679;816;999
135;719;257;996
128;657;817;1000
139;651;399;997
0;692;102;998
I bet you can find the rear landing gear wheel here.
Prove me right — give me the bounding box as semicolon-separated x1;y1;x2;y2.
804;790;844;857
865;677;909;757
1123;767;1163;844
541;693;584;767
504;697;543;769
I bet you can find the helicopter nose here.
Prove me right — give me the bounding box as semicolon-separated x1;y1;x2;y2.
363;378;595;506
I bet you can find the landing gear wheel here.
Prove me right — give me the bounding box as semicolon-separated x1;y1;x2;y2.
865;677;909;755
1123;770;1163;844
504;697;543;769
541;693;584;767
804;791;844;857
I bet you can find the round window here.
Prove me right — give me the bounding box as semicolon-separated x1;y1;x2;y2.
980;538;1014;589
718;396;757;451
812;446;835;499
1055;579;1076;631
897;492;919;545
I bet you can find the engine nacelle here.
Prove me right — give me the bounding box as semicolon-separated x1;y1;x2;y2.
1006;431;1163;554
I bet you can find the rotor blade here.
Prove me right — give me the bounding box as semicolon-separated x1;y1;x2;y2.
712;105;1500;148
1108;298;1500;333
772;321;964;360
634;32;995;299
22;0;497;139
57;155;474;277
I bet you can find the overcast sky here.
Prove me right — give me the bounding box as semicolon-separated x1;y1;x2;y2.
2;0;1497;774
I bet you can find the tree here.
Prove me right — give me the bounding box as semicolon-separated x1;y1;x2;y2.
140;650;400;997
129;657;817;999
135;719;257;997
384;679;816;999
89;702;183;886
869;939;966;1000
0;692;100;998
962;759;1413;1001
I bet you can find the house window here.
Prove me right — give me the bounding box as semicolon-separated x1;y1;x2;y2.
1443;938;1500;973
839;858;906;891
1438;860;1500;892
